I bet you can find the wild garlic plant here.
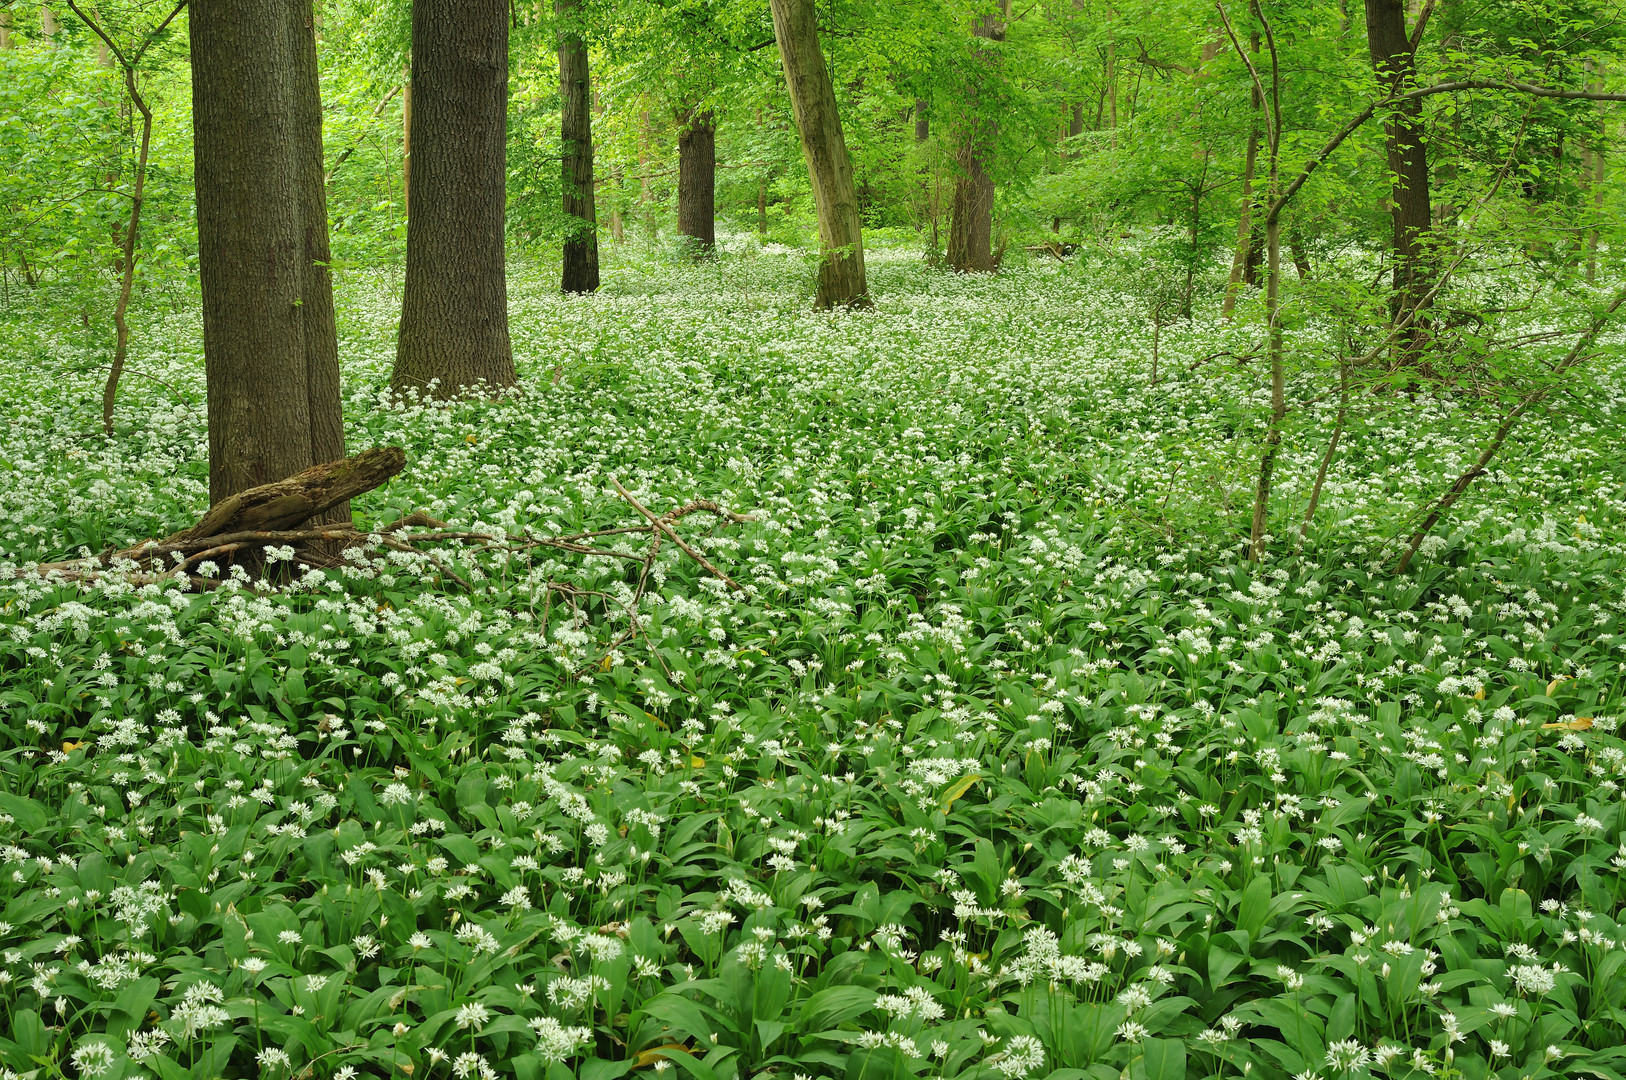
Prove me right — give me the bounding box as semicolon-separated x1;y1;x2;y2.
0;244;1624;1079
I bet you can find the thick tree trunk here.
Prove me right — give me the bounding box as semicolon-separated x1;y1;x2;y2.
1365;0;1432;338
40;3;57;36
392;0;516;398
557;0;598;293
770;0;869;308
1;9;12;48
676;109;716;257
191;0;343;508
947;2;1007;273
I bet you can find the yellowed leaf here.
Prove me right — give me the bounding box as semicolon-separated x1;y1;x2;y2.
1542;717;1593;731
1546;676;1568;697
940;774;982;813
1473;686;1486;700
61;741;79;753
688;755;705;768
634;1045;694;1069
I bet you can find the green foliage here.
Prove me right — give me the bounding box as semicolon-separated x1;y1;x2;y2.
3;249;1626;1079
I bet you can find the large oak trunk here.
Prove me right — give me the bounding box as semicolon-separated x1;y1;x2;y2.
1365;0;1433;339
557;0;599;293
677;109;716;257
947;2;1008;273
770;0;870;308
392;0;516;398
190;0;344;510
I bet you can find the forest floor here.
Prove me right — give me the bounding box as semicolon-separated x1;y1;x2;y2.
2;245;1626;1080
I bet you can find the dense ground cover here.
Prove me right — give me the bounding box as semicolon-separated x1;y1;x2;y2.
2;246;1626;1080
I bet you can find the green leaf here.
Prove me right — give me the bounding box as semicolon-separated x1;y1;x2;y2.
1141;1038;1186;1080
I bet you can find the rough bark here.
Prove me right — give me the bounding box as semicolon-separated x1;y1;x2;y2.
178;446;404;544
392;0;516;398
557;0;598;293
947;2;1008;273
676;109;716;257
1365;0;1433;338
191;0;342;508
770;0;869;308
291;0;347;524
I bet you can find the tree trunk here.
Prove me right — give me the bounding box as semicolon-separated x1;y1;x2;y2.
1222;34;1261;317
401;63;411;214
676;108;716;257
291;0;347;525
947;1;1007;274
610;165;625;242
1;9;12;48
639;109;655;238
915;98;930;236
40;3;57;36
557;0;598;293
770;0;870;308
98;49;151;435
191;0;344;509
392;0;516;399
1365;0;1432;341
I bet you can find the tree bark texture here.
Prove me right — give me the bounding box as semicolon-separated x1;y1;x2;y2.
393;0;515;398
557;0;598;292
677;109;716;256
291;0;347;523
177;445;405;544
947;2;1007;273
1;9;12;48
1365;0;1432;331
770;0;870;308
190;0;344;509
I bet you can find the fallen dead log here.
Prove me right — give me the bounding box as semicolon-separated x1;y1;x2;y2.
25;447;406;580
18;452;753;611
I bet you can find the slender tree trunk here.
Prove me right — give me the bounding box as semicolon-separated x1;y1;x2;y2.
392;0;516;398
401;63;411;214
770;0;870;308
557;0;598;293
639;109;655;238
947;0;1008;273
191;0;342;507
1585;62;1607;283
676;108;716;257
40;3;57;36
1;8;12;48
915;98;931;237
291;0;346;524
1365;0;1432;343
1298;360;1349;549
610;165;625;242
1222;35;1262;317
100;65;149;434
